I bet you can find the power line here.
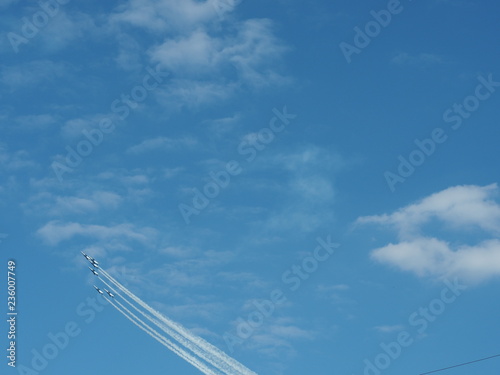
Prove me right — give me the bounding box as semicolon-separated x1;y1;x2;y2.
419;353;500;375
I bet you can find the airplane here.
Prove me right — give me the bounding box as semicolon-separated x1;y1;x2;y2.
88;267;98;276
104;289;115;298
93;285;103;295
81;251;92;260
81;251;99;267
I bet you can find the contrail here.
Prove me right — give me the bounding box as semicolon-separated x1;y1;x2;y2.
100;269;257;375
100;270;249;375
99;276;229;374
107;296;222;375
100;272;238;375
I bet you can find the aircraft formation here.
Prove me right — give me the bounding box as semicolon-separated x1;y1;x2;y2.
79;250;257;375
82;252;114;298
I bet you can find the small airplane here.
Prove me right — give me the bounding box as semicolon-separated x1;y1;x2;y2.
81;251;92;260
88;267;98;276
81;251;99;267
93;285;103;295
104;289;115;298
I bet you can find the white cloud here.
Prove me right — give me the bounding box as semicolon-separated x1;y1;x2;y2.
61;118;93;140
163;167;184;179
15;114;57;131
204;113;242;138
358;184;500;283
358;184;500;238
114;34;144;71
433;0;475;7
97;169;152;186
273;146;344;174
217;271;268;290
268;325;314;340
150;30;220;76
0;145;37;170
155;79;238;109
109;0;290;108
253;146;342;233
32;191;123;216
147;20;288;106
240;316;315;359
220;19;291;88
391;52;445;66
0;60;69;90
145;249;235;289
37;221;157;246
317;284;349;292
149;19;290;85
0;0;18;7
40;10;98;52
160;245;195;258
127;136;197;154
290;176;335;203
372;238;500;283
164;301;227;321
235;141;339;210
371;237;454;277
374;325;405;333
111;0;219;33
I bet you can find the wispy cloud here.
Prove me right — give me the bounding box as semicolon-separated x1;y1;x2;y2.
255;146;343;233
38;10;98;52
163;167;184;179
317;284;349;292
111;0;219;33
374;325;405;333
15;114;57;131
0;145;37;170
240;316;315;358
110;0;290;108
37;221;157;246
127;136;197;154
0;60;69;90
204;113;242;138
24;190;122;216
391;52;446;67
0;0;17;8
433;0;475;7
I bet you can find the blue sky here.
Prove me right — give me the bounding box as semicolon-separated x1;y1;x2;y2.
1;0;500;374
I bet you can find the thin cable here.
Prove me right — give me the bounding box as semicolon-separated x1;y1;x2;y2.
419;353;500;375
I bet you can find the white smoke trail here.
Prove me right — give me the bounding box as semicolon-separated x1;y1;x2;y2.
100;271;238;374
100;273;237;375
100;269;257;375
99;276;228;375
107;296;222;375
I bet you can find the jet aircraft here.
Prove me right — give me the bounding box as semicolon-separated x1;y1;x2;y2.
82;251;99;267
93;285;103;295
